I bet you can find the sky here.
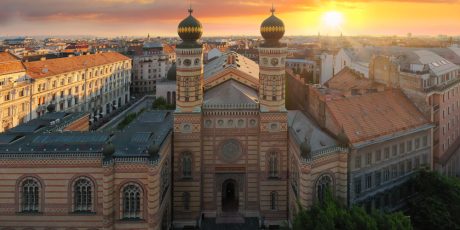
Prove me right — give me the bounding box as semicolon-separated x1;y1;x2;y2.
0;0;459;37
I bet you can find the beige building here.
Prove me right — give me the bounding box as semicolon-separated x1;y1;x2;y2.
0;52;132;132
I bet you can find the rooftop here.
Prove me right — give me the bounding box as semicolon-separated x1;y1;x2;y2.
24;52;130;79
0;52;26;75
204;51;259;81
326;90;430;144
203;80;259;110
0;110;173;158
288;110;338;152
325;67;385;94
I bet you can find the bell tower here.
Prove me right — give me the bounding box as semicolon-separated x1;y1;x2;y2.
175;7;204;113
258;6;287;112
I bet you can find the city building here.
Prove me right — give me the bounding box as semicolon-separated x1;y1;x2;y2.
370;51;460;176
0;108;173;229
131;42;175;95
0;52;132;132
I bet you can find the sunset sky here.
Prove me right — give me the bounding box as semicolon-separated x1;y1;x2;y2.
0;0;459;37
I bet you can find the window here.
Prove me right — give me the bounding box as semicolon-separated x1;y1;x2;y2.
384;147;390;159
407;140;413;152
122;184;141;219
399;143;405;155
392;145;397;156
270;191;278;210
21;178;40;212
74;178;93;212
316;175;333;203
366;152;372;166
355;155;361;169
268;152;278;178
161;161;169;203
399;162;405;176
407;159;413;172
391;165;398;178
415;138;420;149
375;150;382;162
422;136;428;147
383;167;390;182
182;153;192;178
375;171;382;186
183;192;190;210
354;177;362;195
365;173;372;189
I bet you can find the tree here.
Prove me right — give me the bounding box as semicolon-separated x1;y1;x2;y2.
407;169;460;230
289;191;411;230
152;96;175;110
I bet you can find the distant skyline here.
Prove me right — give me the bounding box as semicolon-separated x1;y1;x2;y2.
0;0;459;37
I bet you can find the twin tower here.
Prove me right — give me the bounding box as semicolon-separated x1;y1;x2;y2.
175;7;287;112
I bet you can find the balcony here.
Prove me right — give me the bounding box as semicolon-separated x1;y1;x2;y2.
423;78;460;93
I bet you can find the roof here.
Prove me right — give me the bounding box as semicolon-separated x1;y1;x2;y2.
204;51;259;81
0;52;25;75
326;90;430;144
24;52;130;79
203;80;259;110
110;111;173;156
342;46;460;76
0;110;173;158
288;110;337;152
325;67;385;92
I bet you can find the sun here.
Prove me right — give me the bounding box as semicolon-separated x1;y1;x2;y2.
322;11;344;27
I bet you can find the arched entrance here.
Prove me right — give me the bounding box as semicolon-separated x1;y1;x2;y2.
222;179;238;212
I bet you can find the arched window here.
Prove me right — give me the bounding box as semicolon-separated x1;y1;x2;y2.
290;160;299;197
183;192;190;210
21;178;40;212
123;184;141;219
316;174;333;203
74;178;93;212
182;153;192;178
270;191;278;210
268;152;278;178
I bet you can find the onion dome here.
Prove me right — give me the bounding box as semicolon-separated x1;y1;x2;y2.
46;103;56;113
103;142;115;158
177;7;203;43
260;7;285;45
300;138;311;159
167;63;176;81
148;144;160;160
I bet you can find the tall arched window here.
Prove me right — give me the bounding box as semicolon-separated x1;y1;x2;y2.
270;191;278;210
316;174;333;203
21;178;40;212
123;184;141;219
74;178;93;212
268;152;278;178
182;153;192;178
183;192;190;210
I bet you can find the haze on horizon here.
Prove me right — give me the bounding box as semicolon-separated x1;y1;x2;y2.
0;0;459;38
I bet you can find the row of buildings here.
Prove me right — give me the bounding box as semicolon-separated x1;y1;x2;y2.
0;51;132;132
0;7;446;230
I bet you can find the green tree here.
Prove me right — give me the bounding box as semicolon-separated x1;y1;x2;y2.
408;169;460;230
290;191;411;230
152;96;175;110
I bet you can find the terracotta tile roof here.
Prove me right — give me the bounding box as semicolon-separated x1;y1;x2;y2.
24;52;131;79
163;44;176;54
0;52;26;75
325;67;385;93
327;90;429;144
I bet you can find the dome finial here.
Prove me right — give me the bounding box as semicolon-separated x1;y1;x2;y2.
188;1;193;15
271;3;275;15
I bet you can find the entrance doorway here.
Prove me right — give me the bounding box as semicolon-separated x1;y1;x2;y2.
222;179;238;212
